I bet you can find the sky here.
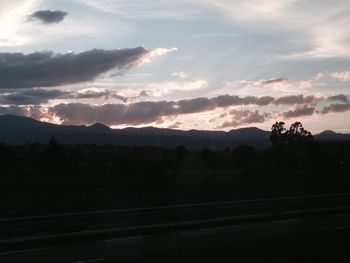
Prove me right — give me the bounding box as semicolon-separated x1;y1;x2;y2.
0;0;350;133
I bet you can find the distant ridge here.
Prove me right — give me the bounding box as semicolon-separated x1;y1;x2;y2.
88;122;112;133
316;129;350;141
319;130;337;135
0;115;349;149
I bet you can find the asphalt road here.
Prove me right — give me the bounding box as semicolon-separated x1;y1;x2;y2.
1;193;350;262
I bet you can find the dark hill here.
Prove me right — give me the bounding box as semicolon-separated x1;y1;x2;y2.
316;130;350;141
0;114;348;149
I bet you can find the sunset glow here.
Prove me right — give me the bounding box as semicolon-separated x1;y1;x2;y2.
1;0;349;133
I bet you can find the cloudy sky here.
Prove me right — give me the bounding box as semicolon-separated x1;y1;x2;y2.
1;0;350;133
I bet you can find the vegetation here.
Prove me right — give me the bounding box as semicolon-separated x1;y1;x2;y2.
0;122;349;217
271;121;313;146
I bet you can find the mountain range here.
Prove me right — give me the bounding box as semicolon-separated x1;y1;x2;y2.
0;115;349;150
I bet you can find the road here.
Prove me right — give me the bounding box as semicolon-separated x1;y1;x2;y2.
1;193;350;262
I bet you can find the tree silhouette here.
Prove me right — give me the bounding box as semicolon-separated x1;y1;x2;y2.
270;121;313;147
270;121;314;172
286;121;313;144
270;121;287;148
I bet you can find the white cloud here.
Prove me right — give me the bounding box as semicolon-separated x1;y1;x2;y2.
138;47;177;65
331;71;350;82
180;80;208;91
239;75;320;91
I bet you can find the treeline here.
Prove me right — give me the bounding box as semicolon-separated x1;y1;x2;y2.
0;122;350;216
0;135;349;179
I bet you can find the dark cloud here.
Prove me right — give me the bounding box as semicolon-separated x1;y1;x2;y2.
212;94;317;107
258;78;287;87
119;100;176;125
177;97;214;114
49;101;176;125
139;90;153;97
73;90;111;99
176;95;276;116
0;105;44;119
0;89;69;105
74;89;128;103
274;95;318;105
217;110;269;128
0;106;28;116
117;90;154;103
0;47;150;89
327;94;348;103
4;93;344;126
29;10;68;24
212;95;274;107
256;96;275;105
211;94;317;108
168;122;182;129
242;96;275;105
321;103;350;114
48;94;279;126
281;105;315;118
0;88;128;105
212;95;242;107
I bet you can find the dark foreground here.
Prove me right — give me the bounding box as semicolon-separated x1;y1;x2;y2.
1;193;350;262
0;139;349;261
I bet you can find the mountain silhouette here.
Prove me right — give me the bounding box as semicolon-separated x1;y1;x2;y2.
0;115;348;149
316;129;350;141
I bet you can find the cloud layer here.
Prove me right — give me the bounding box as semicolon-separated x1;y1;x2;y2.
321;103;350;114
0;47;171;89
218;110;269;128
331;71;350;82
1;93;349;128
0;88;128;105
46;94;330;126
280;105;315;119
0;89;69;105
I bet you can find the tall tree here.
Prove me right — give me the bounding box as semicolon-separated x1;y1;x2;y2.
270;121;286;147
286;122;313;144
